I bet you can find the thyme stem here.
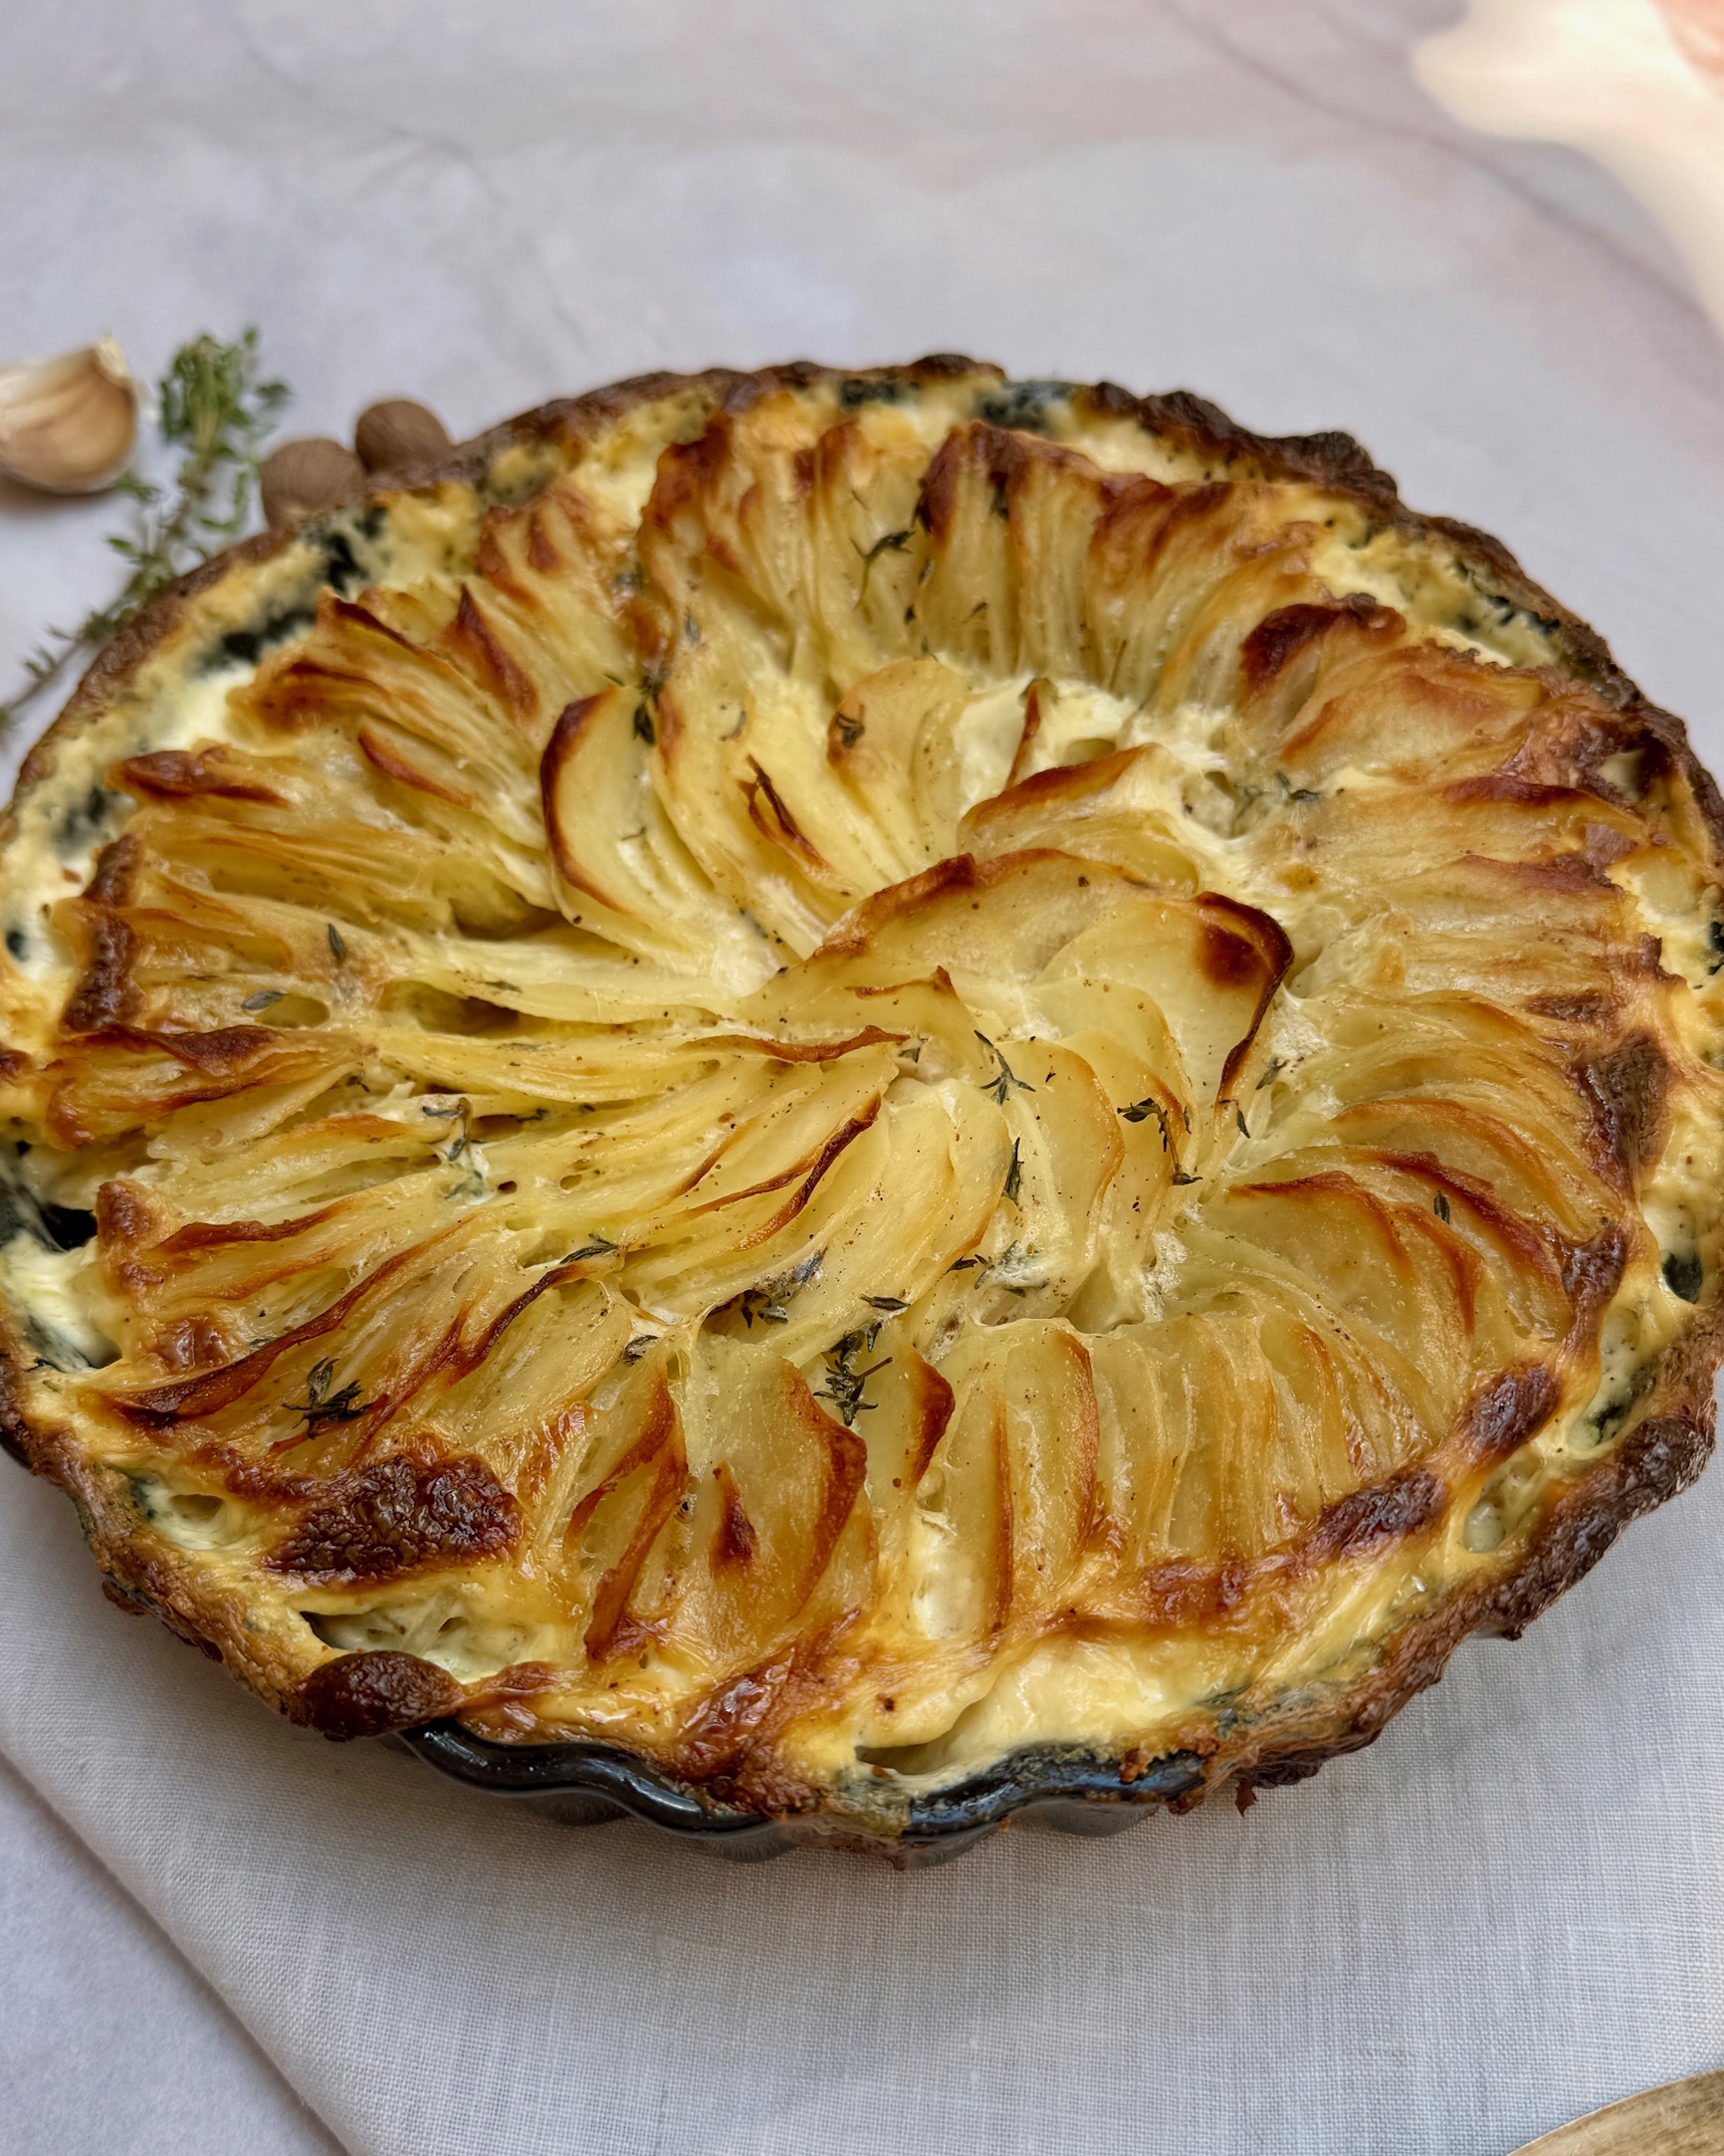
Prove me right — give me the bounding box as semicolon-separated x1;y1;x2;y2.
1;330;288;731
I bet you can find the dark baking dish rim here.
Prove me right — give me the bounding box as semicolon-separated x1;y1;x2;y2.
400;1721;1207;1861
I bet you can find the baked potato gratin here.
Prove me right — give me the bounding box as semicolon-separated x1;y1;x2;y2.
1;357;1720;1851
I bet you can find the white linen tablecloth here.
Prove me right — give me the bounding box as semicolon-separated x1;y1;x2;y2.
2;6;1722;2151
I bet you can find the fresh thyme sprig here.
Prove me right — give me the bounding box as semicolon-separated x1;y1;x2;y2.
1;329;288;731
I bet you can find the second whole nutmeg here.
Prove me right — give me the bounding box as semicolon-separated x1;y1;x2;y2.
259;398;453;531
353;398;451;476
259;437;365;531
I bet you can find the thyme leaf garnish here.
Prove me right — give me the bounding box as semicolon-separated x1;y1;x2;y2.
993;1241;1046;1295
815;1330;890;1427
1120;1095;1176;1147
632;663;667;744
852;527;911;592
1;330;288;732
1119;1094;1199;1182
861;1294;908;1314
974;1031;1032;1106
282;1356;369;1440
567;1234;618;1263
1003;1137;1023;1204
325;923;347;964
739;1247;823;1327
1433;1191;1450;1223
420;1098;484;1198
241;988;283;1012
857;528;911;565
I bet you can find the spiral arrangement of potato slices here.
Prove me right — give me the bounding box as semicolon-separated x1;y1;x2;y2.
2;364;1720;1822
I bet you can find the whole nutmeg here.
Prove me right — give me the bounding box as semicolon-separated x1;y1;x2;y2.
260;436;365;530
353;398;451;476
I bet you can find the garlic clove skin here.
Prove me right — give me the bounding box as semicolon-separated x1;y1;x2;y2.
0;335;139;495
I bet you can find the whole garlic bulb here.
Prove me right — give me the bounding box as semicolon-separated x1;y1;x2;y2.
0;336;139;495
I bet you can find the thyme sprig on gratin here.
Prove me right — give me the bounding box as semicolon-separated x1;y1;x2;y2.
280;1357;370;1445
1118;1092;1200;1183
816;1329;890;1427
974;1030;1033;1106
1;329;288;730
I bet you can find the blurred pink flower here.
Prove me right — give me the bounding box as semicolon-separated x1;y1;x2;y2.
1417;1;1724;336
1659;0;1724;79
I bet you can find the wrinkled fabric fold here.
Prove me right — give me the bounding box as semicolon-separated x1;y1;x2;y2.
3;4;1724;2152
